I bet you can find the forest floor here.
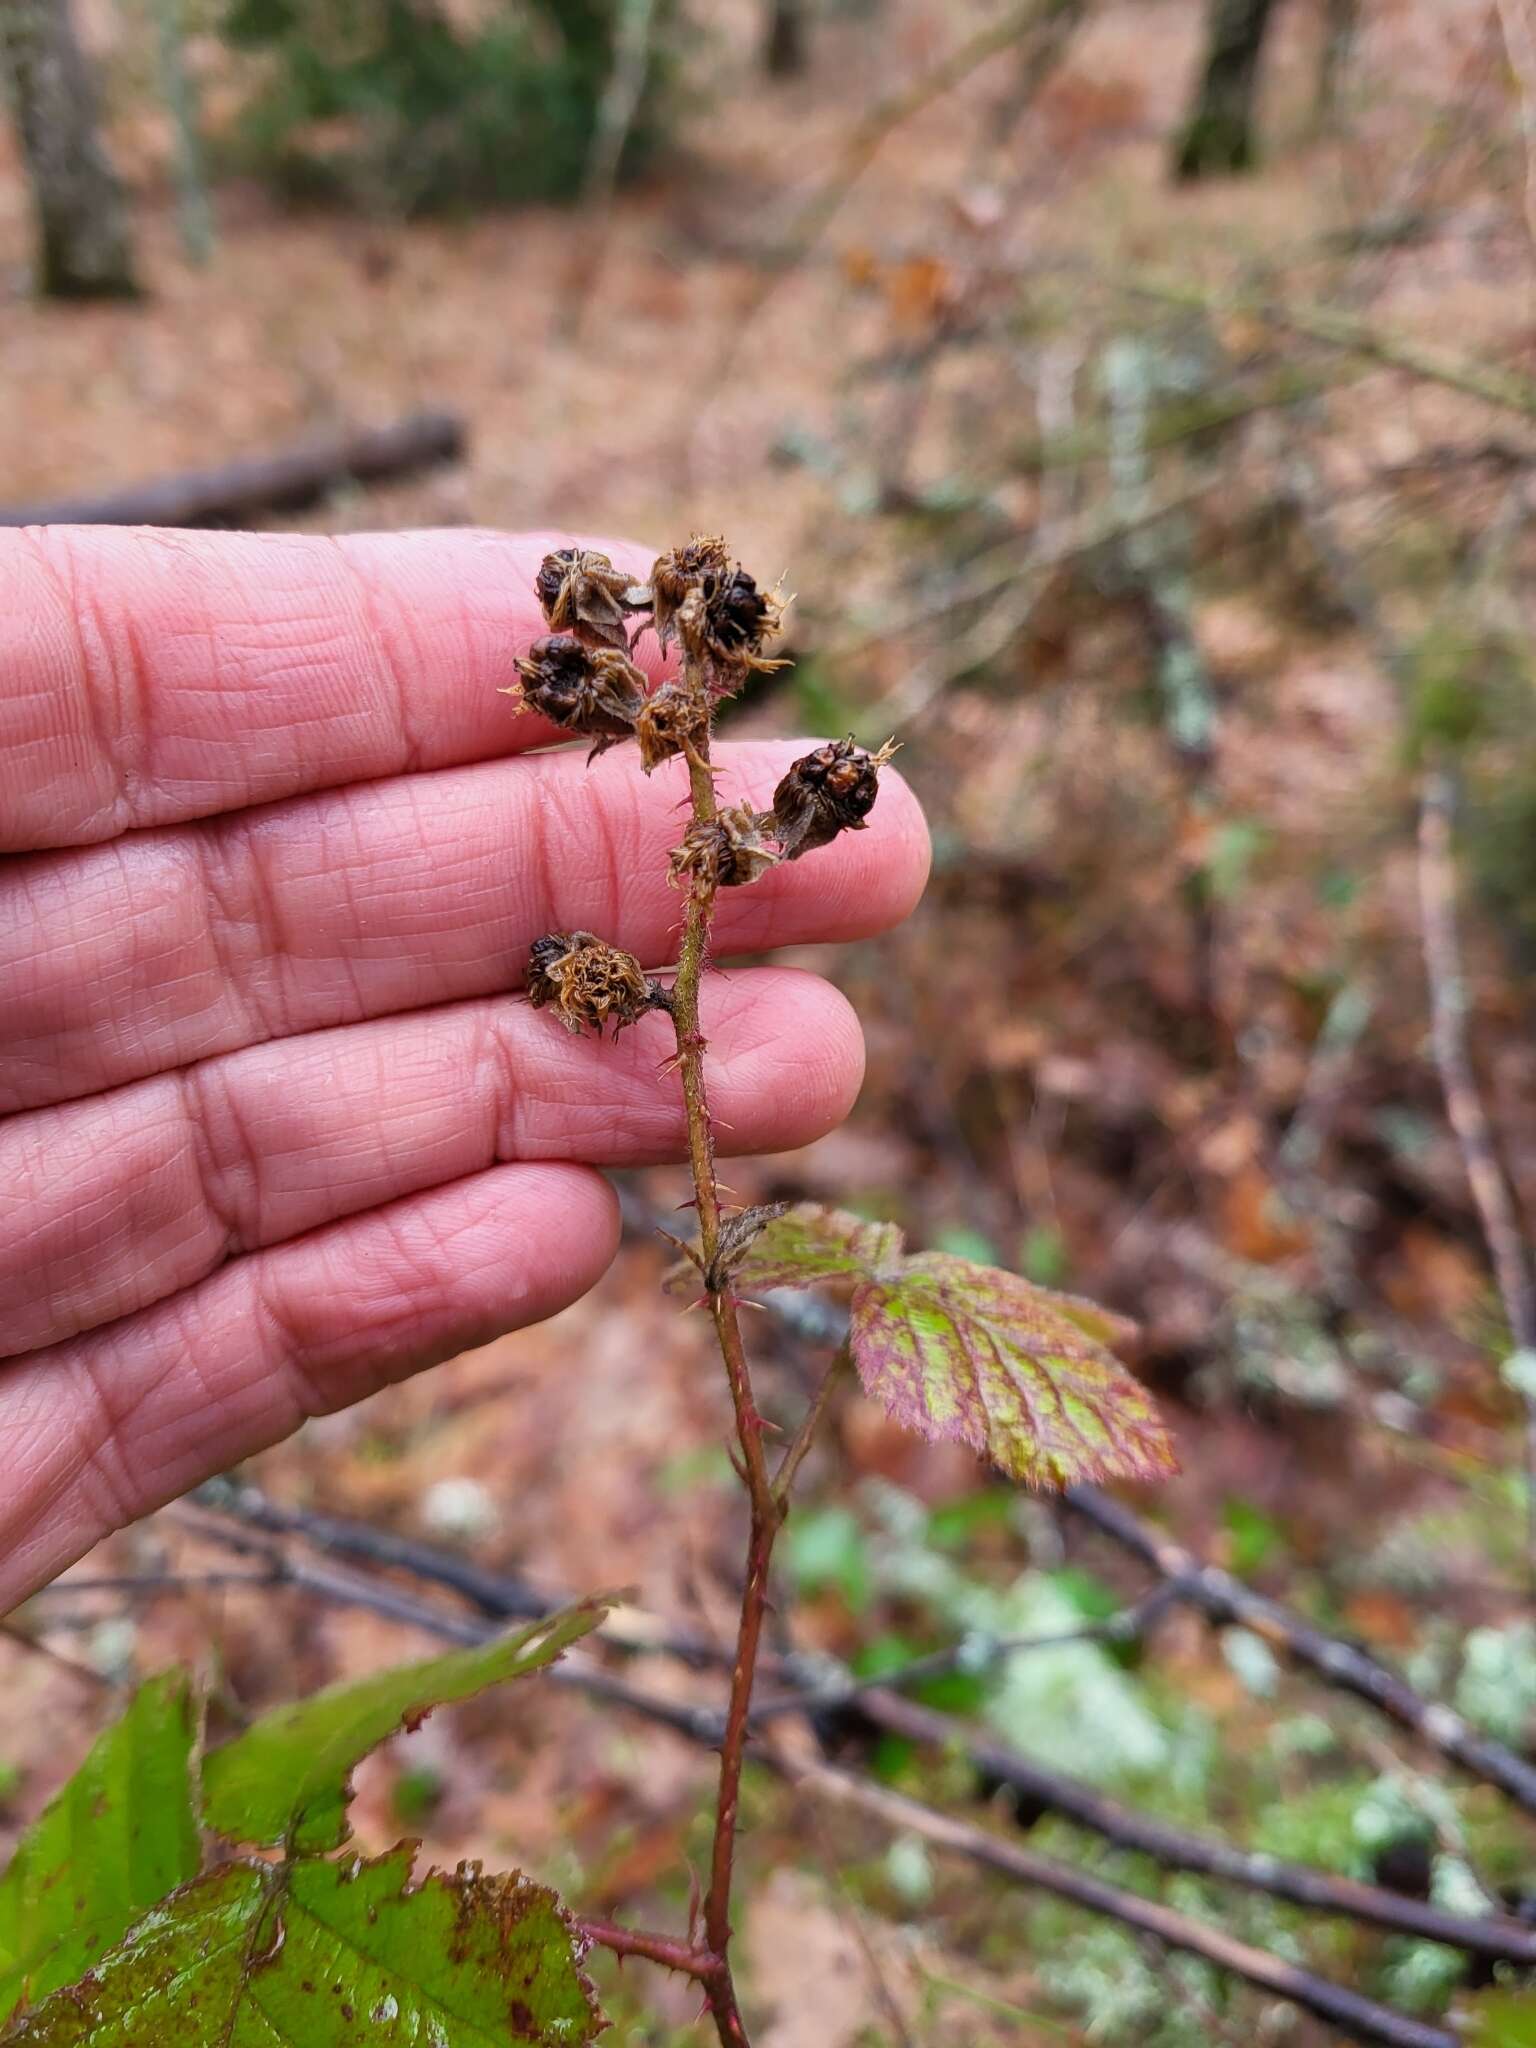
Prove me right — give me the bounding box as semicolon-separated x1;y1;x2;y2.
5;0;1536;2041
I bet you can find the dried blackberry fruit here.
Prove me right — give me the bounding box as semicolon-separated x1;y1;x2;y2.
535;547;650;653
651;536;784;686
669;802;780;889
651;535;731;652
510;634;645;756
635;679;710;774
770;737;899;860
526;931;659;1037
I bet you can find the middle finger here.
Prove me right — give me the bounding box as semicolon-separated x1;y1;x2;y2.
0;738;928;1115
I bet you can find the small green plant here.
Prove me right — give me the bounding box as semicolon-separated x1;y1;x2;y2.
0;537;1173;2047
221;0;671;214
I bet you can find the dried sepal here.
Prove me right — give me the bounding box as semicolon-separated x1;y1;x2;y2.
526;931;660;1037
770;736;900;861
508;634;646;756
635;679;710;773
702;565;786;676
662;1202;792;1296
535;548;651;653
669;802;781;889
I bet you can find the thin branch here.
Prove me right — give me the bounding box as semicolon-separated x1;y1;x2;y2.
1065;1481;1536;1815
779;1754;1460;2048
748;1585;1179;1723
668;704;783;2047
155;1547;1465;2048
560;0;659;337
576;1918;716;1979
1120;269;1536;424
772;1346;850;1505
851;1687;1536;1968
1418;764;1536;1574
183;1490;1536;1968
710;0;1085;381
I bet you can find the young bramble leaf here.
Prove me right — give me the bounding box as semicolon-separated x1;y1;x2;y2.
202;1600;608;1853
722;1202;905;1293
849;1253;1176;1488
1;1846;601;2048
708;1204;1171;1487
0;1672;199;2027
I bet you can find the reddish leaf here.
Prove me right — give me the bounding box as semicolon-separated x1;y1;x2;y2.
848;1253;1176;1489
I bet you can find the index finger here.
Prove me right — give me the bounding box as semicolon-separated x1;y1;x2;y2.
0;525;670;853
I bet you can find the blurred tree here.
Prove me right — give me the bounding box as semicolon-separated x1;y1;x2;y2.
1312;0;1358;130
0;0;140;297
764;0;808;76
1172;0;1279;179
151;0;214;265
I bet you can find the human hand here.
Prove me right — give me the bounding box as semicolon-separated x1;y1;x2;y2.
0;527;928;1612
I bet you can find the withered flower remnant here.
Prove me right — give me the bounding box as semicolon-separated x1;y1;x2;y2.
669;802;780;890
526;931;658;1037
511;634;647;755
635;679;710;773
651;535;784;685
535;547;650;653
650;535;731;651
770;736;900;860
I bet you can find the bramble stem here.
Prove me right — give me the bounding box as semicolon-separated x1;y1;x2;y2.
576;1919;716;1979
668;713;789;2048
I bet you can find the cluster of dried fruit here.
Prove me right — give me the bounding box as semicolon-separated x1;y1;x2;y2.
514;540;898;1037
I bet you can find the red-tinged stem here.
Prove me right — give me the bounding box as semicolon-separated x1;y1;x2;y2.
577;1919;716;1979
667;713;791;2048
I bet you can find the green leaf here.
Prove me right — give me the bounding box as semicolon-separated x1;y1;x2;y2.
726;1203;904;1292
849;1254;1176;1488
2;1845;601;2047
1465;1989;1536;2046
0;1672;199;2026
203;1601;606;1853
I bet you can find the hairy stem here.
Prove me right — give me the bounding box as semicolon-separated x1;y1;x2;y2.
669;718;785;2048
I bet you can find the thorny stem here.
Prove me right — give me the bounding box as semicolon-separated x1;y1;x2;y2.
668;706;790;2048
576;1918;716;1980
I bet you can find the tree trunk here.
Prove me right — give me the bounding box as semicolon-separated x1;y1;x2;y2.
763;0;808;76
1312;0;1358;130
0;0;139;298
1172;0;1280;180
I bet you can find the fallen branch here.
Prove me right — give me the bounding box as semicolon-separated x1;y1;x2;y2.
0;411;466;529
180;1482;1536;1968
1120;271;1536;425
1418;765;1536;1574
850;1688;1536;1968
118;1533;1462;2048
1065;1482;1536;1816
787;1756;1460;2048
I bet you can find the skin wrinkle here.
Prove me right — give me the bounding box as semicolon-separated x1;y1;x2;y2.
329;534;427;779
0;747;925;1115
177;1057;262;1256
13;527;128;843
179;825;273;1063
0;530;676;850
49;530;154;836
2;971;853;1359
